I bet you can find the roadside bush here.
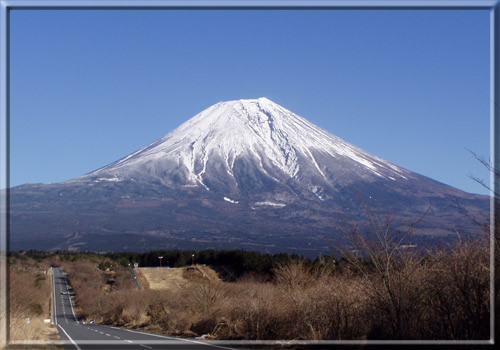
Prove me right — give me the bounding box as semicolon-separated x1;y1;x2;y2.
423;238;490;339
225;282;288;339
9;261;58;342
45;243;490;341
337;206;490;340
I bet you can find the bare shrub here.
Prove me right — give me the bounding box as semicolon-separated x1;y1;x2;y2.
423;238;490;339
294;274;369;340
146;298;171;329
236;271;270;283
273;260;315;293
271;260;369;340
223;282;291;339
338;209;430;339
144;290;194;335
189;279;228;314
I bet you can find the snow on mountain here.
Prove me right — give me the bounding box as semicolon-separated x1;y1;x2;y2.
9;98;489;255
81;97;411;197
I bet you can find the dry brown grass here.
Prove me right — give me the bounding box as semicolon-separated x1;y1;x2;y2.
60;260;139;325
8;258;60;346
45;239;491;341
422;238;490;339
136;267;188;291
8;317;59;343
136;265;219;291
132;261;371;340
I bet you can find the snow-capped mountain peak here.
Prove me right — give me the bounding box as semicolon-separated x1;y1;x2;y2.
11;98;488;255
84;98;410;196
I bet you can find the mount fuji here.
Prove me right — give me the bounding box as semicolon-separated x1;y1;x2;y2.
9;98;488;256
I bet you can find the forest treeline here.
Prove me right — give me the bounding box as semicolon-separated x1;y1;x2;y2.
9;248;340;279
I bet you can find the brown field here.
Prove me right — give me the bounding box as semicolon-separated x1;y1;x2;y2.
136;265;220;291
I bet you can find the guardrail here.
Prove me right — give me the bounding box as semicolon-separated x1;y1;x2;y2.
130;268;141;290
49;267;55;325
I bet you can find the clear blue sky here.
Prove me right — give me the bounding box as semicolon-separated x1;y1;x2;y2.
9;8;491;195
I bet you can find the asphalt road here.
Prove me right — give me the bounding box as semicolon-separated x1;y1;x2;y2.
51;267;242;350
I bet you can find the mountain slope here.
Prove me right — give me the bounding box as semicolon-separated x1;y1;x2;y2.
79;97;411;195
9;98;488;256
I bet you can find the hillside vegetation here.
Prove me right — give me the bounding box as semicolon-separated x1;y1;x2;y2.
7;252;61;348
8;235;492;341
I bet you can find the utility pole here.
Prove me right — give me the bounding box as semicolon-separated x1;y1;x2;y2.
191;254;194;266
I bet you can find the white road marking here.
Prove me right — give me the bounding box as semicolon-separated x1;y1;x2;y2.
114;336;120;339
57;324;82;350
140;345;152;349
105;333;111;336
63;276;79;323
52;268;58;325
94;318;238;350
118;327;236;350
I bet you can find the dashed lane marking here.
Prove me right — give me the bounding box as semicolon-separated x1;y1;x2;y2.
140;345;152;349
117;327;237;350
100;324;238;350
